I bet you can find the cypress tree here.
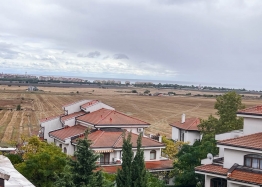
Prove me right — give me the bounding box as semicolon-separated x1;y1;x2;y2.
116;132;133;187
69;130;104;186
131;133;148;187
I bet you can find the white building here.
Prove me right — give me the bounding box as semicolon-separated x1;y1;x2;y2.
169;114;201;145
195;105;262;187
39;99;173;185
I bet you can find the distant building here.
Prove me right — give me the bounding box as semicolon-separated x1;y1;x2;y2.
28;86;38;91
169;114;201;145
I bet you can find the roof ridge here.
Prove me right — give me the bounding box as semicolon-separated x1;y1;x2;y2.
218;132;262;143
114;110;150;125
91;131;105;146
186;118;199;130
95;109;114;124
112;132;125;148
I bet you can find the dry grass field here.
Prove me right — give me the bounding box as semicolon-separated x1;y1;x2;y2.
0;84;262;144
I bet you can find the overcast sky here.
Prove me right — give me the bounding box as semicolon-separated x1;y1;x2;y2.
1;0;262;90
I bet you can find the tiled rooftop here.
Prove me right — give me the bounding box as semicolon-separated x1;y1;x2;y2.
49;125;87;141
72;129;165;148
169;117;200;131
195;164;228;176
60;111;86;123
76;108;149;126
237;105;262;116
40;114;63;123
217;132;262;150
229;169;262;185
81;100;99;109
97;160;173;173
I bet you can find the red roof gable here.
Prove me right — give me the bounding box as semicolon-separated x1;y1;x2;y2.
229;169;262;185
195;164;228;176
217;132;262;150
169;117;200;131
61;111;86;123
49;125;87;141
72;129;164;148
97;160;173;173
40;114;63;123
81;100;99;109
76;108;149;126
237;105;262;115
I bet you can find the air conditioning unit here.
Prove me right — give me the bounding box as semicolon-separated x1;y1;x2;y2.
137;128;144;133
112;157;117;163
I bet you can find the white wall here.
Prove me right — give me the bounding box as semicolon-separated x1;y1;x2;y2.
82;102;115;113
144;148;161;161
184;131;200;145
223;148;251;168
54;139;75;155
64;100;89;114
172;127;180;141
243;117;262;135
41;117;62;143
123;127;144;135
64;118;76;127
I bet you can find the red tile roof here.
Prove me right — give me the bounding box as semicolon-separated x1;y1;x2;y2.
49;125;87;141
61;111;86;123
169;117;200;131
195;164;228;176
237;105;262;116
81;100;99;109
76;108;149;126
217;132;262;150
72;129;165;148
229;169;262;185
40;114;63;123
97;160;173;173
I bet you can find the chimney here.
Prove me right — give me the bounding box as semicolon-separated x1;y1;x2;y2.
159;136;162;143
181;113;186;123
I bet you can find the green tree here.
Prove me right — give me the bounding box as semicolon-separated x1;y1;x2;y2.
146;172;165;187
131;133;147;187
162;136;186;159
215;91;245;133
173;143;204;187
16;136;67;187
116;132;133;187
69;131;106;187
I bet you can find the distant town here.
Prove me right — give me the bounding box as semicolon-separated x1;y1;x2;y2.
1;73;261;94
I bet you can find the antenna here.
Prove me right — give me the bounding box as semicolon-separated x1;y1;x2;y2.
207;153;213;160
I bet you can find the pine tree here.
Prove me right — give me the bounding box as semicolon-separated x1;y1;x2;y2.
69;130;104;186
131;133;148;187
116;132;133;187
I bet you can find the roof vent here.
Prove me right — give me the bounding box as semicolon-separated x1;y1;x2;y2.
181;114;186;124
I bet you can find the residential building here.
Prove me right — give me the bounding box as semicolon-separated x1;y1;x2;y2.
169;114;201;145
39;99;173;185
195;105;262;187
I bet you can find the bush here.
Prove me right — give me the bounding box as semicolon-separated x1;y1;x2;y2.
144;90;150;94
16;105;21;111
6;154;23;165
132;90;137;93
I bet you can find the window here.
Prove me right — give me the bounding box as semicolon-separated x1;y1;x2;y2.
211;178;227;187
59;144;62;149
244;154;262;169
150;150;156;160
63;147;67;154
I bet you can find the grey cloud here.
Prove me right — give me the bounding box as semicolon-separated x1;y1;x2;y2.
77;51;101;58
113;54;129;60
1;1;262;89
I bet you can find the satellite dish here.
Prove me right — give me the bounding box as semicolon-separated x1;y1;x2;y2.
207;153;213;160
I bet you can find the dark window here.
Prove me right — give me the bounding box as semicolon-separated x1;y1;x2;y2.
211;178;227;187
244;154;262;169
63;147;67;154
100;153;110;164
150;150;156;160
59;144;62;148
